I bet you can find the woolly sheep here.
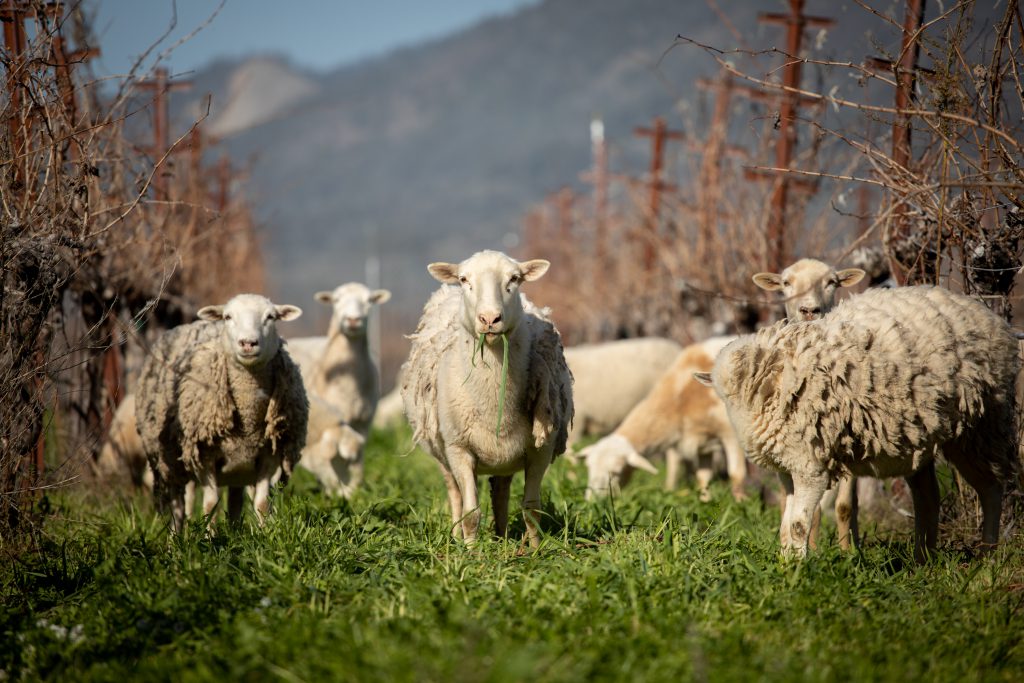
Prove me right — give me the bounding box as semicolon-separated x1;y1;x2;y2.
401;250;573;547
289;282;391;437
581;337;746;502
137;294;308;532
697;286;1019;561
753;257;866;549
564;337;682;448
102;394;363;502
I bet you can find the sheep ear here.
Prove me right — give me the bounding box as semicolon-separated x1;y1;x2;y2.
519;259;550;282
369;289;392;304
197;305;224;321
275;305;302;321
752;272;783;291
626;451;658;475
837;268;866;288
693;372;713;387
428;262;460;284
314;291;334;304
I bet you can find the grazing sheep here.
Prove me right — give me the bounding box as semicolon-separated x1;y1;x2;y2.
95;394;146;487
401;250;573;547
581;337;746;502
289;283;391;437
564;337;682;447
292;396;366;498
697;286;1019;562
753;257;866;550
137;294;308;532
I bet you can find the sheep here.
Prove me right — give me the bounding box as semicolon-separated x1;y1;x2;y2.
103;393;362;503
136;293;309;532
290;396;366;498
753;257;866;550
696;286;1019;562
372;384;406;428
288;283;391;437
95;394;146;487
563;337;682;448
580;336;747;502
401;250;573;547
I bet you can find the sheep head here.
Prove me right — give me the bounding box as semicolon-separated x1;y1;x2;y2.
580;434;658;501
428;250;549;344
314;283;391;338
197;293;302;367
752;258;865;321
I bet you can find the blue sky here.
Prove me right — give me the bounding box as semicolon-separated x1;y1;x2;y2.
89;0;538;78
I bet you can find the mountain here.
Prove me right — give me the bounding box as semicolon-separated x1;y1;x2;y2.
166;0;928;374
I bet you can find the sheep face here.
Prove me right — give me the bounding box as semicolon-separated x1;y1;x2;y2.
752;258;865;321
314;283;391;338
197;294;302;367
581;434;658;501
428;250;549;344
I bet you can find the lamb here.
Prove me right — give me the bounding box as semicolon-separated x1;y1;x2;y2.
288;283;391;437
291;396;366;498
401;250;573;547
581;337;747;502
136;293;309;532
753;257;866;549
564;337;682;448
697;286;1019;562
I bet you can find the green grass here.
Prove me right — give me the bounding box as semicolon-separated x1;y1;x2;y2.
4;423;1024;682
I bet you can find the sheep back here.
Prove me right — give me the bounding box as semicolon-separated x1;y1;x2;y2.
715;286;1019;481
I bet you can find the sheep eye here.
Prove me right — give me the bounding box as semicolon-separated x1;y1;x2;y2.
223;314;232;321
459;276;468;284
782;281;790;288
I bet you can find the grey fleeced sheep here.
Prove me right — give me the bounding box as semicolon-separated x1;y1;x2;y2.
401;250;573;547
137;294;308;532
698;286;1019;561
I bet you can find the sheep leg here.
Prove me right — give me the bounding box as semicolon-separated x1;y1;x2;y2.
437;462;464;539
252;478;272;527
785;472;829;558
665;447;682;491
169;487;187;534
778;472;794;547
946;451;1004;550
184;481;196;520
906;460;940;563
490;475;512;538
835;475;859;551
722;432;748;502
198;472;220;533
227;487;245;526
522;447;553;549
446;445;480;544
695;451;714;502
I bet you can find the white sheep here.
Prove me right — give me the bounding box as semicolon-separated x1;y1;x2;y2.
564;337;682;448
697;286;1019;562
401;250;573;547
753;257;866;550
288;282;391;437
291;396;366;498
581;337;747;502
137;294;309;532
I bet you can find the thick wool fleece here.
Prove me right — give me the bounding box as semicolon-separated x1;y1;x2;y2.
713;286;1019;484
401;286;573;465
137;320;308;508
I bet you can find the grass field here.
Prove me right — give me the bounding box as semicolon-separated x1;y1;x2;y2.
4;424;1024;682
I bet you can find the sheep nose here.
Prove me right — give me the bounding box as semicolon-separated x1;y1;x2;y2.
799;306;821;319
478;312;502;327
238;339;258;352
